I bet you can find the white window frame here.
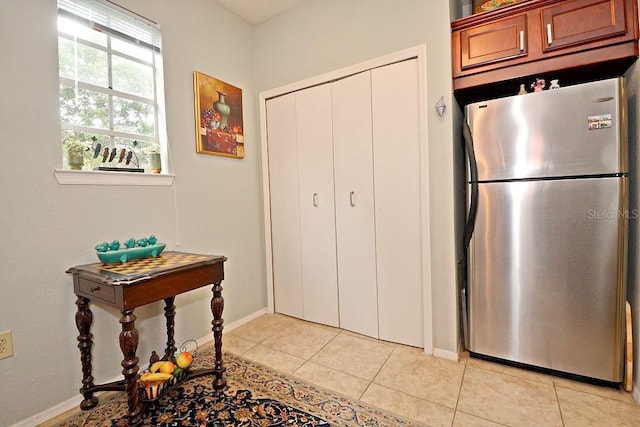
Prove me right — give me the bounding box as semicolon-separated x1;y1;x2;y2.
54;0;173;186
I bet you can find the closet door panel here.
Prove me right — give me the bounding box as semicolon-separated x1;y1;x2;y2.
332;72;379;338
296;85;339;327
266;94;304;319
372;59;424;347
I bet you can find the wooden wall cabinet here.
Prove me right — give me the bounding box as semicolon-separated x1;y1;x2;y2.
452;0;639;100
459;14;529;71
541;0;628;53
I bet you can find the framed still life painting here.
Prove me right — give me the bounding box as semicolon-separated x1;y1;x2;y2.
194;71;245;158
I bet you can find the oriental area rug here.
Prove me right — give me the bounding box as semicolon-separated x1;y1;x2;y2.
52;349;423;427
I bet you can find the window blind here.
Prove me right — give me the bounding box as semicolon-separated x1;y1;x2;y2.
57;0;161;51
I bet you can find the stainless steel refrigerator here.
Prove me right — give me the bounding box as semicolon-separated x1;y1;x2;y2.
463;77;628;383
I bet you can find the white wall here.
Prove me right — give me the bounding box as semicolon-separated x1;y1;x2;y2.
0;0;266;424
253;0;460;355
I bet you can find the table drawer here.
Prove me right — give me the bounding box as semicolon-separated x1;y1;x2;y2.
78;279;116;304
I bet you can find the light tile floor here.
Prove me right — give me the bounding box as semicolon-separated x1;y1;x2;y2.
225;313;640;427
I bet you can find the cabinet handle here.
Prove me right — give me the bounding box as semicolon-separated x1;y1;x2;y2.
349;191;356;207
90;286;100;293
519;30;524;51
313;193;318;207
546;23;553;45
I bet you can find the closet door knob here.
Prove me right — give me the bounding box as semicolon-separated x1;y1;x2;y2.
349;191;356;207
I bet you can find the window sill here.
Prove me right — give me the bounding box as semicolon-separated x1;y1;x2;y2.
54;169;175;186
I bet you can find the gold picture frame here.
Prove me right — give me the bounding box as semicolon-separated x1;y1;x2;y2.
193;71;244;159
473;0;525;14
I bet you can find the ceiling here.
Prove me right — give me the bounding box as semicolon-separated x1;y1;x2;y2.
214;0;307;26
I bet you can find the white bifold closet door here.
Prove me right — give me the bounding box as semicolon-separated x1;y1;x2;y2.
266;58;423;347
372;59;423;347
266;85;339;327
332;71;379;338
266;93;304;320
295;85;339;327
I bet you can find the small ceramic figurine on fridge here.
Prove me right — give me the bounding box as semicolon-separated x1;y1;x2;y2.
550;79;560;89
531;78;546;92
518;83;527;95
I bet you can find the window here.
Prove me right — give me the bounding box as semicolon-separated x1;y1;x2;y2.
57;0;166;174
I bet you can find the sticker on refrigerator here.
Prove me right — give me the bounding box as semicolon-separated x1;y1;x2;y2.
588;114;612;130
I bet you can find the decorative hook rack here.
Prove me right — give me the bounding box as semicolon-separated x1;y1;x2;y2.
91;137;143;172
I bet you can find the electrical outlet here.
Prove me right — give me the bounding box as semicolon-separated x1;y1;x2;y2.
0;330;13;359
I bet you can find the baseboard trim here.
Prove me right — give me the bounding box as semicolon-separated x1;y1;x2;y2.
11;307;269;427
433;347;460;362
226;307;269;333
10;385;122;427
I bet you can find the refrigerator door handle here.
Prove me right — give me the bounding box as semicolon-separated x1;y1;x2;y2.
459;118;479;350
461;287;470;348
463;118;479;252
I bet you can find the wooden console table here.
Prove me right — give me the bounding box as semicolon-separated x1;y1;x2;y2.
66;251;227;426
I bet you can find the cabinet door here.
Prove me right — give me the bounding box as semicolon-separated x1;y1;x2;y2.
372;59;423;348
266;94;304;319
459;14;527;71
542;0;627;53
332;71;379;339
296;84;340;327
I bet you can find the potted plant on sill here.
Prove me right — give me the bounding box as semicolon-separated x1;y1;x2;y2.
64;139;89;170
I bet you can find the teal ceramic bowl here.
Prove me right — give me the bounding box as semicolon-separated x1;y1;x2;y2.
97;243;166;264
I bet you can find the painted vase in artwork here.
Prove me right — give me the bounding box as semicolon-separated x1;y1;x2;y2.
213;91;231;130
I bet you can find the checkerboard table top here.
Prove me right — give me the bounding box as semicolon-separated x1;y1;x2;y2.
67;251;226;285
96;252;210;275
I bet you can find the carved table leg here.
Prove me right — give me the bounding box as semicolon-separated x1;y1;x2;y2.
75;296;98;410
120;310;143;426
211;281;226;389
163;296;176;360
